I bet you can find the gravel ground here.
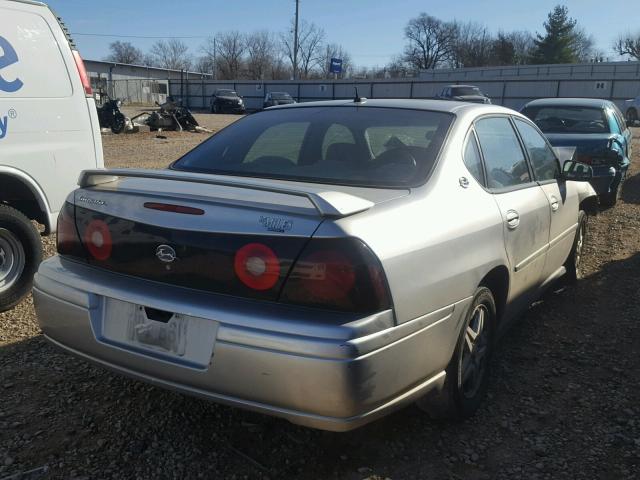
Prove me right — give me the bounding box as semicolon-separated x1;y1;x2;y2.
0;121;638;480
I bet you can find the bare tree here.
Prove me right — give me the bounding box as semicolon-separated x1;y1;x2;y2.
245;31;276;79
504;31;535;64
281;20;325;79
614;32;640;61
105;41;143;65
403;13;457;70
450;21;494;68
193;55;215;75
213;31;246;79
321;43;352;78
573;28;596;62
150;39;192;70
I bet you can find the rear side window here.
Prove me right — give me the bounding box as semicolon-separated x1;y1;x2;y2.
514;118;560;182
475;117;531;189
0;9;72;98
174;106;454;187
463;132;485;186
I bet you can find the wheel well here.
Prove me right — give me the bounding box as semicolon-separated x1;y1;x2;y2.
580;196;598;216
480;266;509;323
0;174;46;226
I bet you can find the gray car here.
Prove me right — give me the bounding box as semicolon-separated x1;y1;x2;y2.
34;99;597;431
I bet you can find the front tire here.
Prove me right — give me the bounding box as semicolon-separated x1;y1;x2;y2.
564;210;587;283
0;205;43;312
418;286;495;420
111;113;126;134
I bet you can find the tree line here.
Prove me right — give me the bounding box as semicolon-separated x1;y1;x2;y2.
104;5;640;80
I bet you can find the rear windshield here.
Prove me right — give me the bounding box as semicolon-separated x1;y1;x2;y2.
523;106;609;134
172;106;454;187
452;87;482;96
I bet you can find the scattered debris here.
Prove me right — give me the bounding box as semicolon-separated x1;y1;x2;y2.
131;97;199;132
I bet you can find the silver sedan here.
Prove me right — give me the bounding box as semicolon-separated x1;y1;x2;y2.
34;99;597;431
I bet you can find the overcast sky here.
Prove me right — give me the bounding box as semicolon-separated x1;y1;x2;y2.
46;0;637;68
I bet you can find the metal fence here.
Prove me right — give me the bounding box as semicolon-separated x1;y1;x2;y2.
168;77;640;112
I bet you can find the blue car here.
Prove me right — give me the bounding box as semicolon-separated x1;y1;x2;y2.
522;98;633;206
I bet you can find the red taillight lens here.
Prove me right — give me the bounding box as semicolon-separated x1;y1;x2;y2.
577;154;592;165
280;238;391;314
83;219;112;261
56;202;84;257
234;243;281;291
72;50;93;96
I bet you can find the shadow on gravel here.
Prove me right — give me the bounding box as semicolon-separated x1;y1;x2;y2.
621;170;640;204
1;255;639;480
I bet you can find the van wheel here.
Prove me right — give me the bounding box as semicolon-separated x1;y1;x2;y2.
564;210;587;283
0;205;42;312
417;286;495;420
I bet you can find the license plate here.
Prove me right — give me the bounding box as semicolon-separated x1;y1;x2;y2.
100;298;218;367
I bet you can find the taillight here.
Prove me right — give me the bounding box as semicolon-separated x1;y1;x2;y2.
577;154;592;165
83;219;112;261
234;243;281;291
56;202;84;258
279;238;391;314
71;50;93;96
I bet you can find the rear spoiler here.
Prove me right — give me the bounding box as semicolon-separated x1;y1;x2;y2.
78;169;375;218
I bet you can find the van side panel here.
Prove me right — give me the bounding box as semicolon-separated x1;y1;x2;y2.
0;2;102;232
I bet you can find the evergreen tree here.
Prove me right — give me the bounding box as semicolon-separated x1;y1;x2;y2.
530;5;580;64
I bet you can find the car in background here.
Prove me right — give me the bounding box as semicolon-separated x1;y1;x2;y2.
0;0;103;312
623;96;640;125
521;98;633;207
263;91;295;109
34;99;597;431
210;89;245;114
436;85;491;104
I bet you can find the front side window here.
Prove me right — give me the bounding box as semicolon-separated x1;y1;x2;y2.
475;117;531;189
173;107;454;187
514;118;560;182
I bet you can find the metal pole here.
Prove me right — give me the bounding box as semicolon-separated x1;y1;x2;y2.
293;0;299;80
213;37;217;80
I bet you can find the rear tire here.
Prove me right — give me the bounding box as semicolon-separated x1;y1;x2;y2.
0;205;42;312
111;113;126;134
417;286;496;420
600;172;625;208
626;108;638;125
564;210;587;283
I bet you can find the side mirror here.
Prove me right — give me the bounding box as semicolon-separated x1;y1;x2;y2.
562;160;593;182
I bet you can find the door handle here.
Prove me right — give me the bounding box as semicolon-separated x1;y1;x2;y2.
505;209;520;230
550;196;559;212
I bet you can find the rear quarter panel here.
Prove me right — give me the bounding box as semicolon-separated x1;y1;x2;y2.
314;111;509;325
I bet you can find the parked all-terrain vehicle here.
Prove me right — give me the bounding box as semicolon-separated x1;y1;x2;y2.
0;0;103;312
97;95;126;134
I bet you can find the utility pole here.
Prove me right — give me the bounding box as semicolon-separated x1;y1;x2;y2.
293;0;299;80
213;37;217;80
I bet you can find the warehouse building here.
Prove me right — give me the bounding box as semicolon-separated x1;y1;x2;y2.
84;60;211;105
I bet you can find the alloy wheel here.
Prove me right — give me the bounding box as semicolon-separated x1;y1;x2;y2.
460;304;489;399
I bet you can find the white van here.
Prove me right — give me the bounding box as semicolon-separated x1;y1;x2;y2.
0;0;103;311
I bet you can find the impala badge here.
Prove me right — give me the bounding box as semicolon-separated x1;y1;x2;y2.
156;245;177;263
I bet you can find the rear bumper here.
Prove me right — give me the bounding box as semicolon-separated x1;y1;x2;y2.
33;256;467;431
590;165;627;195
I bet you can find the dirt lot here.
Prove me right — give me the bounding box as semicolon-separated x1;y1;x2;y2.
1;119;638;480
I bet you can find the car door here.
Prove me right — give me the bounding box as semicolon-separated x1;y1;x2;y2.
513;117;578;284
475;116;551;311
